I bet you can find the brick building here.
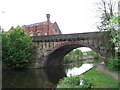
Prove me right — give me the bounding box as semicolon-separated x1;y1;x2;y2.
22;14;62;36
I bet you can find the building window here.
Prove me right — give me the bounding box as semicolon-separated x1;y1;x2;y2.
55;29;57;32
45;33;47;35
37;32;41;36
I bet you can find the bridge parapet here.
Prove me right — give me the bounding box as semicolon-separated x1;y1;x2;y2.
32;32;102;42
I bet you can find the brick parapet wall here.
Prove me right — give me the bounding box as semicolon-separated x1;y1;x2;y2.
32;31;104;42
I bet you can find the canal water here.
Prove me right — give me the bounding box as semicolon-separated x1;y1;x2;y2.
2;62;93;88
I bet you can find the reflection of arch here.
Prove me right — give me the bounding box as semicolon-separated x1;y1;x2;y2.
41;66;66;87
44;41;104;67
2;67;66;88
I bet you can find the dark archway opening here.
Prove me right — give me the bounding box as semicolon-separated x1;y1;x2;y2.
43;43;103;67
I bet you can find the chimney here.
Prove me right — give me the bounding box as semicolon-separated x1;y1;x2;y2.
46;14;50;20
46;14;50;35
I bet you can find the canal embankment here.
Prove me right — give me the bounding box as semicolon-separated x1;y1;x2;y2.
96;64;120;82
57;65;119;88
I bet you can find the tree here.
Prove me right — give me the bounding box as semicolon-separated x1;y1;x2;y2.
110;9;120;58
63;49;83;64
97;0;119;58
97;0;120;70
2;27;33;68
74;49;83;60
86;51;101;60
0;26;3;34
0;26;2;64
97;0;115;31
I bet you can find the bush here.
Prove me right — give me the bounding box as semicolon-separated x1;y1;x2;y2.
57;76;93;88
107;58;120;71
63;49;83;64
2;27;33;68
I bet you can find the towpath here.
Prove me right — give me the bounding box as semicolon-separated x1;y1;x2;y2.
96;64;120;82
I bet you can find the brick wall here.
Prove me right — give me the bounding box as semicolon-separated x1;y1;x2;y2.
23;14;62;36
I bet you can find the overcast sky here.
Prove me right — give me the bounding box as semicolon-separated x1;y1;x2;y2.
0;0;100;34
0;0;117;51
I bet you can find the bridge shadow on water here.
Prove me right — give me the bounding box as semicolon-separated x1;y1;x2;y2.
2;65;66;88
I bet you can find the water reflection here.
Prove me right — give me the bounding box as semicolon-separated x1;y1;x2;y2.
66;64;93;77
2;66;66;88
2;61;93;88
64;61;83;71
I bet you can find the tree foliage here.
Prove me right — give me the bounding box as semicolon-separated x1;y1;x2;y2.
85;51;102;60
97;0;115;31
0;26;2;64
2;27;33;68
107;58;120;71
63;49;83;64
0;26;3;34
97;0;120;58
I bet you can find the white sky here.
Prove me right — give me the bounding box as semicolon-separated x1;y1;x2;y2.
73;47;92;52
79;47;92;52
0;0;100;34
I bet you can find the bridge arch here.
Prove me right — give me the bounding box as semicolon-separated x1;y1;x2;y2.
33;32;114;68
43;41;104;67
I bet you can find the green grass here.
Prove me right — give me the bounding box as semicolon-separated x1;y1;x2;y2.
83;67;119;88
57;67;119;88
105;66;120;75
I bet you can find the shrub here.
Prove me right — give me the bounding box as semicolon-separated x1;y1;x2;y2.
63;49;83;64
2;27;33;68
107;58;120;71
57;76;93;88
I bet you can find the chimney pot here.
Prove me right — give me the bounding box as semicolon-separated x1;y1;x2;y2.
46;14;50;20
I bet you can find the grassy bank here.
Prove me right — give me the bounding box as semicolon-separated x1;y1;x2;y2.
83;67;119;88
57;67;119;88
106;67;120;75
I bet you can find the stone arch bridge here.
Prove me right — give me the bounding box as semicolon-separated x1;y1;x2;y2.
32;31;114;68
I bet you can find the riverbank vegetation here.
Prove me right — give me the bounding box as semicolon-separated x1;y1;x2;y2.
63;49;102;64
57;75;93;88
57;67;119;88
62;49;83;64
106;58;120;75
96;0;120;75
83;51;103;64
0;26;2;68
84;51;102;60
2;27;33;69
